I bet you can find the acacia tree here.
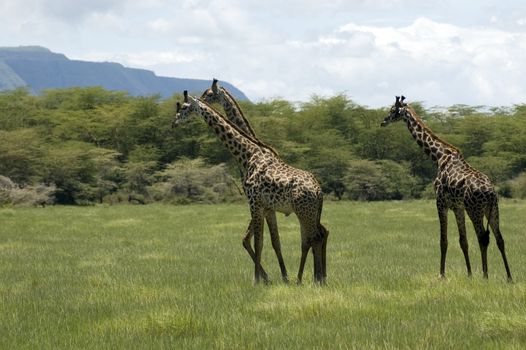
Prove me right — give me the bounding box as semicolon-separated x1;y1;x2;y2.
1;86;526;204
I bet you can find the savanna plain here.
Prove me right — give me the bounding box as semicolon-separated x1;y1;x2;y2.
0;200;525;349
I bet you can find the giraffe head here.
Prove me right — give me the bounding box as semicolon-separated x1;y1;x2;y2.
173;90;200;127
381;95;407;127
201;78;221;104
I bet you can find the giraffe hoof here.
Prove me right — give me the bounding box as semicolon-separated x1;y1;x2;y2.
259;271;269;282
314;278;326;286
254;278;270;286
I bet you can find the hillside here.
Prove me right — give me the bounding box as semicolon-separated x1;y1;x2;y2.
0;46;248;100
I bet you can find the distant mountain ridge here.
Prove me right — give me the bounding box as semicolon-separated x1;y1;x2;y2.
0;46;248;100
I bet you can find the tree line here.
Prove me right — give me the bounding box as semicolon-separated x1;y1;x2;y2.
1;87;525;205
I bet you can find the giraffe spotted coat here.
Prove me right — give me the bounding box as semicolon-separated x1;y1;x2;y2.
174;92;328;284
381;96;512;281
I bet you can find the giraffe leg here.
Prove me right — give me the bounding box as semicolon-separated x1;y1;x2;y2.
453;208;472;277
265;211;288;283
312;241;324;284
487;205;513;282
297;216;324;284
468;209;489;279
242;220;268;282
321;225;329;283
309;219;325;284
251;212;268;284
437;203;449;278
296;241;310;285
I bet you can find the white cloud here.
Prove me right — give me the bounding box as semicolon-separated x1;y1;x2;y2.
148;18;174;33
74;50;208;68
0;0;127;22
241;17;526;106
70;17;526;107
1;1;526;107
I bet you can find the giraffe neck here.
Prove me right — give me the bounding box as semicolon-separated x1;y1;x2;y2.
219;88;257;138
402;107;460;166
219;87;280;158
195;100;264;171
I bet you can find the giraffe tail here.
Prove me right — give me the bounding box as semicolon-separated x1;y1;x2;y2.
486;207;491;236
320;224;329;241
317;198;328;240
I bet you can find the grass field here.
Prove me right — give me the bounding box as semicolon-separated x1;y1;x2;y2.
0;201;525;349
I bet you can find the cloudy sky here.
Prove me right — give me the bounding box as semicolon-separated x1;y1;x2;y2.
1;0;526;107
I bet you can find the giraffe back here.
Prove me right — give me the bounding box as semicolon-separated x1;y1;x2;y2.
244;153;323;216
435;153;497;211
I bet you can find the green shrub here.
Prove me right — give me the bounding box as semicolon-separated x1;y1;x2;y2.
507;172;526;199
343;159;419;201
0;175;55;206
149;158;242;204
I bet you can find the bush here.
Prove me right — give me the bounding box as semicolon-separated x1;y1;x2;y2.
0;175;15;204
2;87;526;204
124;161;157;197
0;175;55;206
148;158;242;204
421;182;437;200
466;156;513;183
497;182;513;198
507;172;526;199
102;191;145;205
343;160;419;201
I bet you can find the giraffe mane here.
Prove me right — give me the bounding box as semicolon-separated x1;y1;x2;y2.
197;98;281;158
406;105;462;154
221;87;257;137
220;87;281;158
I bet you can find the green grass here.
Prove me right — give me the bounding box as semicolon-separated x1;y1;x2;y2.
0;201;525;349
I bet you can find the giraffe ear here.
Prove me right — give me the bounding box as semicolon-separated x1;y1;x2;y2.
183;90;188;103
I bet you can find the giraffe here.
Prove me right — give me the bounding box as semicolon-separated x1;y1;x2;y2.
174;91;329;284
201;79;288;282
381;96;512;281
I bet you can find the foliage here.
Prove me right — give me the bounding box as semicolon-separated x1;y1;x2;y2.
0;175;55;206
343;159;419;200
149;158;241;204
506;172;526;199
0;128;44;183
0;87;526;204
